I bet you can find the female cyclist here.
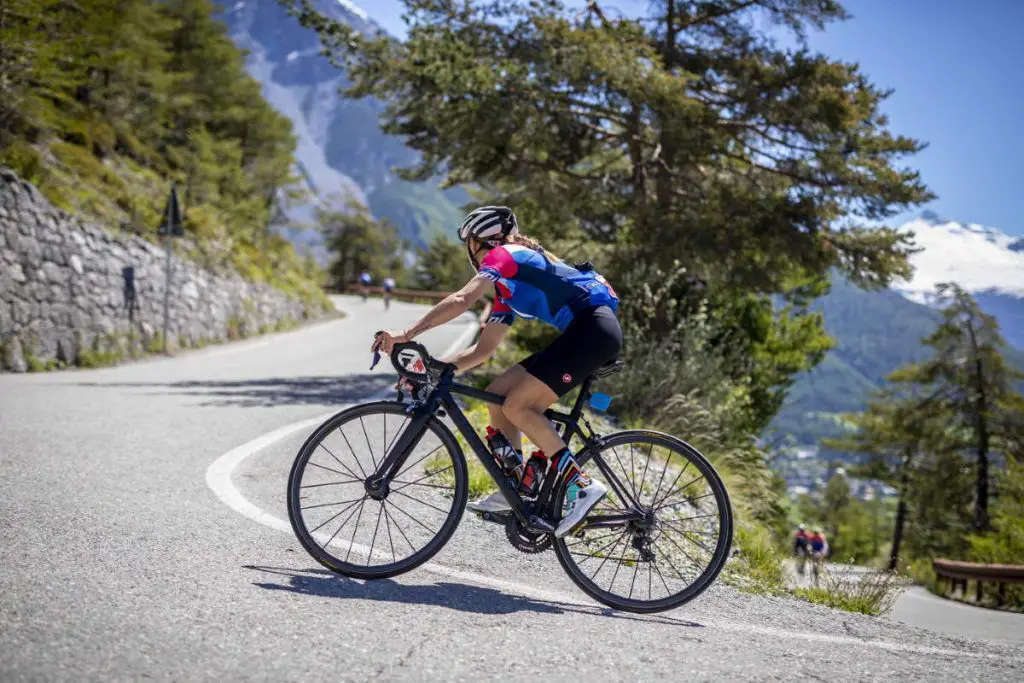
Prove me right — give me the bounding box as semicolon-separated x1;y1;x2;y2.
371;206;622;537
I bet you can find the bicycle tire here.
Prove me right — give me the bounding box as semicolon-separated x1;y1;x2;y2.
552;430;733;613
287;401;468;580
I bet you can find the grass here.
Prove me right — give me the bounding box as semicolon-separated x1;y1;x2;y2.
721;523;787;594
794;564;907;615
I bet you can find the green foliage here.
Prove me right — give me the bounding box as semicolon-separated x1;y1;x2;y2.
412;234;475;292
320;201;406;288
966;460;1024;608
725;523;787;594
0;0;322;302
828;285;1024;582
887;283;1024;531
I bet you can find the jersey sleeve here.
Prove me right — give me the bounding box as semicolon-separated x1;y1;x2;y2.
486;297;515;326
478;245;519;282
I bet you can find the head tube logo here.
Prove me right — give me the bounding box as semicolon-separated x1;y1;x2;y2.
562;373;572;384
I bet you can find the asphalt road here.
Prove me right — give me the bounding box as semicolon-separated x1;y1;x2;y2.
2;296;1022;682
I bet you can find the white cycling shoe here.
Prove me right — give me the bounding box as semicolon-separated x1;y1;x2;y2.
467;491;512;514
554;479;608;537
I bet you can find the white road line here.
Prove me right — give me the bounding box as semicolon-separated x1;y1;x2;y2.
204;417;1019;661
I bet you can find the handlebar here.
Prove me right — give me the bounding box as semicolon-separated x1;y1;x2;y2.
370;333;455;384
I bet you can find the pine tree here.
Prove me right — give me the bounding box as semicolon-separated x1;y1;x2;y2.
825;391;955;569
889;284;1024;531
413;234;475;292
319;202;405;288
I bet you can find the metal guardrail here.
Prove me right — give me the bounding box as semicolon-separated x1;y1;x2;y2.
933;558;1024;605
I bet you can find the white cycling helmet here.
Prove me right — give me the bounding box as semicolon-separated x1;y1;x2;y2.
458;206;518;268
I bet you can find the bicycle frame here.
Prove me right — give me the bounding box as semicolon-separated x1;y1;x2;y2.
369;370;645;533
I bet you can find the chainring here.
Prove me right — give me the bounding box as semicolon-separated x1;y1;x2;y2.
504;515;553;554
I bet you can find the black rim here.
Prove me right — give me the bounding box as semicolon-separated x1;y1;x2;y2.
288;402;467;578
554;431;732;612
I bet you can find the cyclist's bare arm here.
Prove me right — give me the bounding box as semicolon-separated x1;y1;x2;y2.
373;275;491;354
406;276;490;337
444;321;510;372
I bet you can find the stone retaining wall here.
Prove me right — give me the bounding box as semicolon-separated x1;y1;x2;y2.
0;167;321;371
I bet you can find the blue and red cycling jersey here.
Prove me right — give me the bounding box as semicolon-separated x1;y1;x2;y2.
478;244;619;331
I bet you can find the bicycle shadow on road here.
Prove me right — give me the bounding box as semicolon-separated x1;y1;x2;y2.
71;374;398;407
244;565;704;629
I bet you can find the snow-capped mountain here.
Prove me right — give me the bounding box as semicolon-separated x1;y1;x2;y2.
895;214;1024;348
219;0;464;258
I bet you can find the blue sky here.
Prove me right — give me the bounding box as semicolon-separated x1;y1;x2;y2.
364;0;1024;235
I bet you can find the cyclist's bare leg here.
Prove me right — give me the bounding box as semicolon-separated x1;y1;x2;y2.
501;375;563;455
483;365;529;451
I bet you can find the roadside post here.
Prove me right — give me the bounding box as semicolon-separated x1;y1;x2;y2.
157;184;184;353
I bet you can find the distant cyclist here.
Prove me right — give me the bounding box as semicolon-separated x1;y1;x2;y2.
793;524;810;575
372;206;621;537
382;276;396;310
808;528;829;584
359;271;372;301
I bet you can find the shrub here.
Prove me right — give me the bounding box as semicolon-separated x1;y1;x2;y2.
795;564;907;615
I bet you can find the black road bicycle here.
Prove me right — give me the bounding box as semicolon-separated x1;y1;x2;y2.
287;341;733;613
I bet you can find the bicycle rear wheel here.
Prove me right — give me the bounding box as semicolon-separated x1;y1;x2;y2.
553;430;733;613
287;401;468;579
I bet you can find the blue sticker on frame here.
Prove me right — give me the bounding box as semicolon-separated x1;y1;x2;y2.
589;392;612;412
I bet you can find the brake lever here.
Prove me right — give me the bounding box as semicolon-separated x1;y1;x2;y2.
370;330;384;370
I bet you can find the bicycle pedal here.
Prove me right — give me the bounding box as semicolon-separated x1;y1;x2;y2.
477;511;512;526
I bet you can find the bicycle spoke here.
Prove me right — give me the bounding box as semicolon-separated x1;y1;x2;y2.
628;557;640;600
650;457;692;509
316;442;363;482
301;496;365;511
358;416;377;470
648;452;673;510
390;480;454;492
657;529;707;573
390;488;450;515
309;497;364;533
564;529;622;548
651;551;676;595
658;512;719;524
306;461;352;478
572;532;627;565
654;543;695;584
383;502;397;563
608;445;637;502
384;416;409;458
390;463;455;491
588;531;628;583
387;498;442;536
653;474;704;510
656;490;714;512
345;500;367;562
394;443;444;480
367;504;384;566
300;479;361;489
383;501;418;553
321;497;366;546
337;426;368;479
637;443;653;501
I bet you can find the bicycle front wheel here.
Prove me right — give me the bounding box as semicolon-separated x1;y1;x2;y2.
553;430;733;613
287;401;468;579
